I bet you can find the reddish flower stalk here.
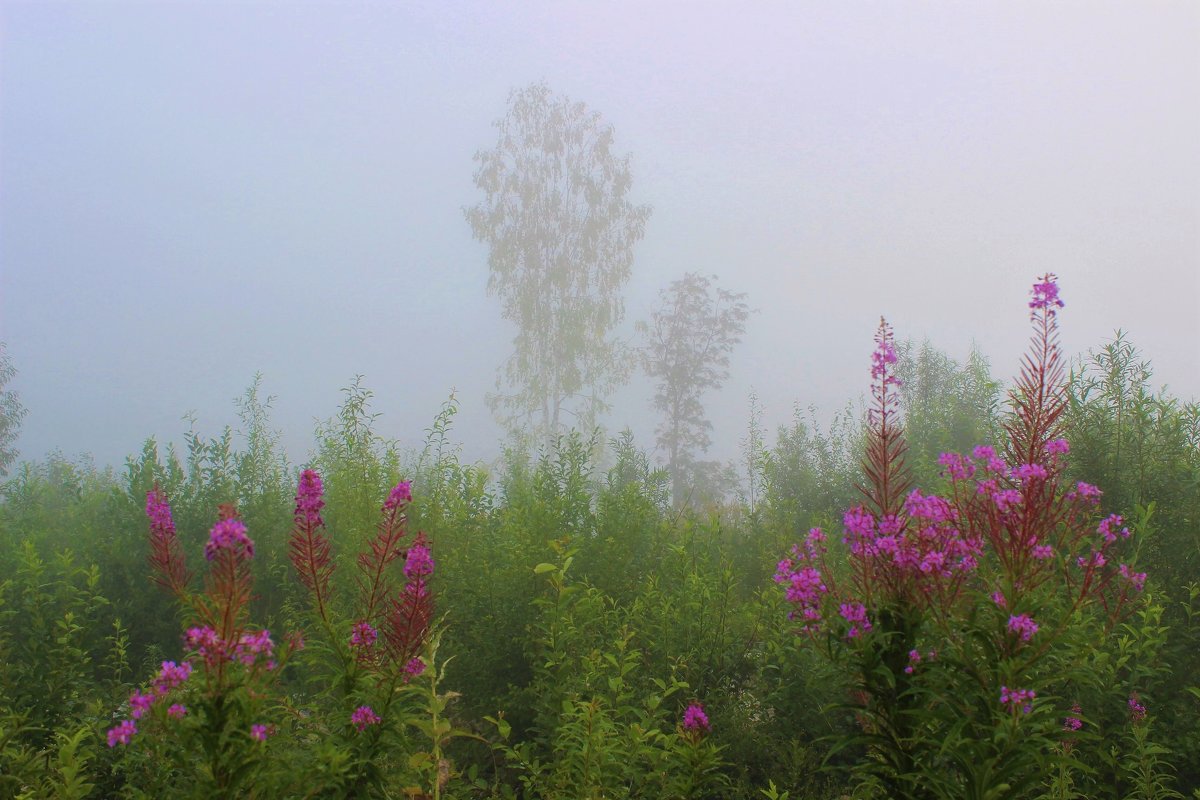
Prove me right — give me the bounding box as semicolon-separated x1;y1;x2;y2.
859;318;913;520
196;504;255;683
146;486;191;598
289;469;334;625
383;532;435;668
357;481;413;621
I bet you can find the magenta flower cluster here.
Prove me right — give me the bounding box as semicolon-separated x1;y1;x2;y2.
1029;273;1065;317
204;518;255;562
295;468;325;526
106;660;195;746
1129;693;1147;722
1001;686;1036;715
351;705;382;732
350;621;378;649
1007;614;1039;642
683;703;711;732
383;480;413;511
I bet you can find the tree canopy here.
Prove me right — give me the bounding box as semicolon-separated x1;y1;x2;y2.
466;82;651;447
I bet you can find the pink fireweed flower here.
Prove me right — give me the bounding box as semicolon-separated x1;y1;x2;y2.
1098;514;1130;544
168;704;187;719
991;591;1007;609
870;323;901;386
1008;614;1039;642
1077;551;1107;569
1045;438;1070;456
129;691;155;719
153;660;192;695
683;703;711;732
1032;544;1054;560
383;480;413;511
351;705;382;731
404;657;426;679
839;602;872;639
992;489;1023;513
185;626;223;661
1011;463;1049;483
1029;273;1064;317
904;649;921;674
1067;481;1102;504
973;445;1008;473
250;724;270;742
842;506;877;555
234;629;274;666
1129;693;1147;722
938;452;975;481
403;541;435;580
1063;704;1083;732
1119;563;1148;592
350;621;378;649
295;469;325;526
1001;686;1036;714
107;720;137;747
905;489;956;523
204;518;255;561
146;489;174;531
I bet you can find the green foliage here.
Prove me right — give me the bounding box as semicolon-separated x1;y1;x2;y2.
0;342;27;478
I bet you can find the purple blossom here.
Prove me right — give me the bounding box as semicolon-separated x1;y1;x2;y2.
153;660;192;695
904;649;921;674
405;657;427;678
129;691;155;720
1001;686;1036;714
682;703;711;732
1045;438;1070;455
250;724;270;742
938;452;975;481
1029;273;1065;317
145;490;175;534
350;621;378;649
1077;551;1107;569
1063;704;1083;732
1098;514;1129;544
992;489;1023;513
1032;544;1054;560
351;705;382;731
1068;481;1103;504
106;720;137;747
404;542;435;580
1008;614;1039;642
383;480;413;511
1129;693;1147;722
168;704;187;719
204;518;255;561
839;602;872;639
295;469;325;526
1119;563;1147;592
991;591;1007;609
870;324;901;386
234;629;274;666
1011;463;1049;483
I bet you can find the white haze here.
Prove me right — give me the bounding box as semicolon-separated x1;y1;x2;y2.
2;1;1197;476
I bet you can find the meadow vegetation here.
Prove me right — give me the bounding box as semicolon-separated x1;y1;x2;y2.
1;276;1198;798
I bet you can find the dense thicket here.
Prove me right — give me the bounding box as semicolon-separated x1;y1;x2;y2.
1;331;1197;799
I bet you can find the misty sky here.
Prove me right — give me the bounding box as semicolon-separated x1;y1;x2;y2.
2;1;1197;474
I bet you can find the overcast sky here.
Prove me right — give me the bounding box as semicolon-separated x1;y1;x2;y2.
2;0;1197;474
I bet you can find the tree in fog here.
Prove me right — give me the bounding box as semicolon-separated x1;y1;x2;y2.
466;82;651;447
0;342;27;476
639;273;750;505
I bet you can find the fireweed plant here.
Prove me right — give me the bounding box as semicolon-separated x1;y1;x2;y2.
106;473;445;798
775;276;1151;799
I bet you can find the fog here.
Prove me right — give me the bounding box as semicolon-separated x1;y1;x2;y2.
2;1;1197;475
